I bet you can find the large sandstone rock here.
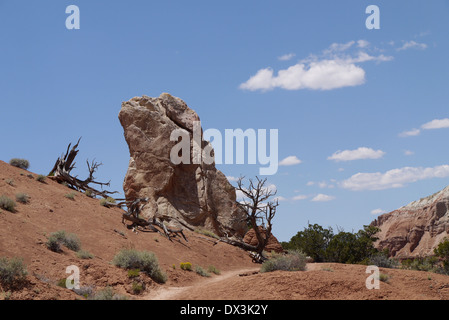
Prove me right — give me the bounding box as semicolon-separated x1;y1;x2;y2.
118;93;247;238
371;186;449;258
243;226;285;253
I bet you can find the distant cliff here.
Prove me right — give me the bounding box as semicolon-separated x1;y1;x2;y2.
371;186;449;258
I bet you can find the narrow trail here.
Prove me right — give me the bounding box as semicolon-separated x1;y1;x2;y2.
144;267;260;300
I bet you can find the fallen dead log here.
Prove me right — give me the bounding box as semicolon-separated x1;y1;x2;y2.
48;138;118;198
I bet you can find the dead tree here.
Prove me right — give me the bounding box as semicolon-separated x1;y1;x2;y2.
235;176;279;261
117;197;188;242
48;138;118;198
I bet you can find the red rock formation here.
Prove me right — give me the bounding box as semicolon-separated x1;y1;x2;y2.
243;226;285;253
371;186;449;258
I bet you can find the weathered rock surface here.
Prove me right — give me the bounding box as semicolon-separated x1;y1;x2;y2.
118;93;247;238
243;226;285;253
371;186;449;258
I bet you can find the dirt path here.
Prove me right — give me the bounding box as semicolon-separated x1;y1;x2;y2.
145;268;260;300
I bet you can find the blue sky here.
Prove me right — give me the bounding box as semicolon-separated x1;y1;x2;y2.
1;1;448;241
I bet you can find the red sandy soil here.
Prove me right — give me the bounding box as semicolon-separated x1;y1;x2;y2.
1;160;449;300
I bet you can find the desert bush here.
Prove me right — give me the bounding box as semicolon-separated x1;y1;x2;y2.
46;230;81;252
132;281;144;294
434;238;449;273
401;256;441;273
9;159;29;170
15;193;30;204
0;257;28;289
369;253;399;269
194;228;220;240
180;262;192;271
379;273;390;283
84;189;93;198
208;265;221;275
76;250;94;260
5;179;14;186
112;249;167;283
260;250;307;273
0;195;16;212
73;285;94;299
127;269;140;278
36;175;46;183
65;192;76;200
195;266;211;277
88;287;129;300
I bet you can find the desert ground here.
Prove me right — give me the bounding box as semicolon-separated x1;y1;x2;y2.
2;160;449;300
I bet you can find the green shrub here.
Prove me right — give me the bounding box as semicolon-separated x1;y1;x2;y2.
208;265;221;275
369;253;399;269
57;278;67;288
127;269;140;278
0;257;28;289
100;197;116;207
88;287;129;300
180;262;192;271
84;189;93;198
260;250;307;273
9;159;29;170
132;281;144;294
379;273;390;283
76;250;94;259
15;193;30;204
65;192;76;200
194;228;220;240
112;249;167;283
0;195;16;212
36;175;46;183
434;238;449;273
195;266;211;277
46;230;81;252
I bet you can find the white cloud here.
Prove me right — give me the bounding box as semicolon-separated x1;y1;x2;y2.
240;40;392;92
279;156;302;166
421;118;449;130
404;150;414;156
400;118;449;137
341;165;449;191
397;40;428;51
274;196;288;202
311;194;336;202
278;53;296;61
240;60;366;91
292;194;308;201
328;147;385;162
306;181;315;186
227;176;239;182
357;40;370;48
399;128;421;137
371;208;387;215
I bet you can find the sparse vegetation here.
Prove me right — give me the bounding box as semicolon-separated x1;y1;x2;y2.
208;265;221;275
379;273;390;283
99;197;116;207
112;249;167;283
194;228;220;240
36;175;46;183
76;250;94;260
180;262;192;271
195;265;211;277
5;179;14;186
88;287;129;300
260;250;307;273
9;158;29;170
127;269;140;278
0;257;28;289
15;193;30;204
46;230;81;252
0;195;16;212
132;281;144;294
65;192;76;200
401;256;441;273
434;238;449;273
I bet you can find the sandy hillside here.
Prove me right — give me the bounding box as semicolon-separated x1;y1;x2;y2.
1;160;449;300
